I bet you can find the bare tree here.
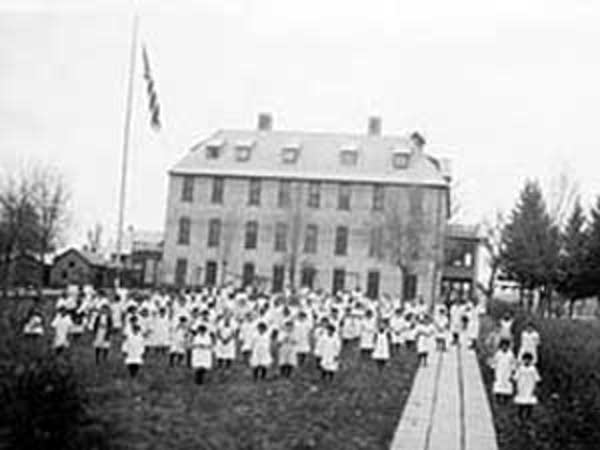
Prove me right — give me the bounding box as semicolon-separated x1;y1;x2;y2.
30;164;71;269
0;173;39;295
383;186;439;300
480;210;505;300
86;222;104;253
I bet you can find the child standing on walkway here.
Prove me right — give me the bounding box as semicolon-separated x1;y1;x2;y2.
512;352;541;422
372;320;391;372
491;339;516;404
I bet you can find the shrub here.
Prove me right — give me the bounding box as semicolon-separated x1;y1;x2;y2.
0;298;110;450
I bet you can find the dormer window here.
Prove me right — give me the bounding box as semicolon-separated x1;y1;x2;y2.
205;139;224;159
235;140;254;162
281;144;301;164
392;151;410;169
340;148;358;166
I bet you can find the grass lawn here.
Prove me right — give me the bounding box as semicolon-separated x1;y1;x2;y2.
1;297;418;450
477;300;600;450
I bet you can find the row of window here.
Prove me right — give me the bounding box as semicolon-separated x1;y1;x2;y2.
181;176;386;211
203;141;411;170
177;218;387;258
173;258;386;299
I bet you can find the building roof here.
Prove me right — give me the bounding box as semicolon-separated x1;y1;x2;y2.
54;248;118;269
170;129;451;187
446;224;481;241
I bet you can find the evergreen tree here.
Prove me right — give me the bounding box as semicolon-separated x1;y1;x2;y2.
500;180;560;310
557;199;590;316
586;196;600;295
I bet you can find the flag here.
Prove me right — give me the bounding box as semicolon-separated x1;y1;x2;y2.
142;45;161;130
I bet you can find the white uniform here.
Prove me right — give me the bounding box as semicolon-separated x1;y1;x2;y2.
152;315;171;348
215;323;236;360
513;365;541;404
416;323;435;354
191;333;213;369
359;317;377;350
372;330;391;361
249;332;272;367
320;334;341;372
518;330;540;363
492;349;516;395
294;319;312;354
390;315;406;345
123;333;145;365
51;314;72;348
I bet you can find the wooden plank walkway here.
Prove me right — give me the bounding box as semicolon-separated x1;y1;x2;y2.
390;344;498;450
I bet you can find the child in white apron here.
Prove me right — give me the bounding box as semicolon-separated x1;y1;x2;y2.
215;316;237;369
92;306;113;364
191;324;213;385
294;310;312;366
492;339;516;404
512;352;541;421
122;322;145;379
320;324;341;382
51;308;72;355
169;315;188;367
277;320;298;378
359;310;377;357
372;321;391;372
250;322;272;381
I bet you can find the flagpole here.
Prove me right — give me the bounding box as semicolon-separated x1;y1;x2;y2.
116;12;140;287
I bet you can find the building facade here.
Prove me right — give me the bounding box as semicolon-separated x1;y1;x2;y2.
50;248;117;288
162;115;451;304
441;224;482;301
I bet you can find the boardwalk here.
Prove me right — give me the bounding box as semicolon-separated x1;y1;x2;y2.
389;344;497;450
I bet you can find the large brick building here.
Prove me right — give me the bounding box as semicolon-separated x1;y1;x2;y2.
162;115;451;304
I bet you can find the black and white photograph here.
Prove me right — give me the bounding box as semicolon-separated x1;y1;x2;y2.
1;1;599;449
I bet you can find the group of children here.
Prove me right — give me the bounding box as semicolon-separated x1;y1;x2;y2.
489;312;542;422
23;285;486;387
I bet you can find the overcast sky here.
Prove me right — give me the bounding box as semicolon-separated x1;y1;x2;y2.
2;0;600;247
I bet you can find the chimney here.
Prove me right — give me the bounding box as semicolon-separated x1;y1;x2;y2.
258;113;273;131
368;116;381;136
409;131;426;156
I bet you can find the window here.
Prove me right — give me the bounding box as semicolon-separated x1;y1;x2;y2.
332;268;345;294
205;260;218;285
403;274;418;301
392;152;410;169
278;180;292;208
307;181;321;208
301;267;316;289
205;139;224;159
274;222;288;252
235;141;254;161
338;183;351;210
181;176;194;202
366;270;380;300
369;226;384;258
281;147;300;163
334;226;348;256
304;224;318;254
177;217;191;245
248;179;261;206
245;221;258;250
211;177;224;204
242;263;255;287
207;218;221;247
62;270;68;279
175;258;188;286
340;149;358;166
68;261;75;268
373;185;385;211
272;265;285;292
